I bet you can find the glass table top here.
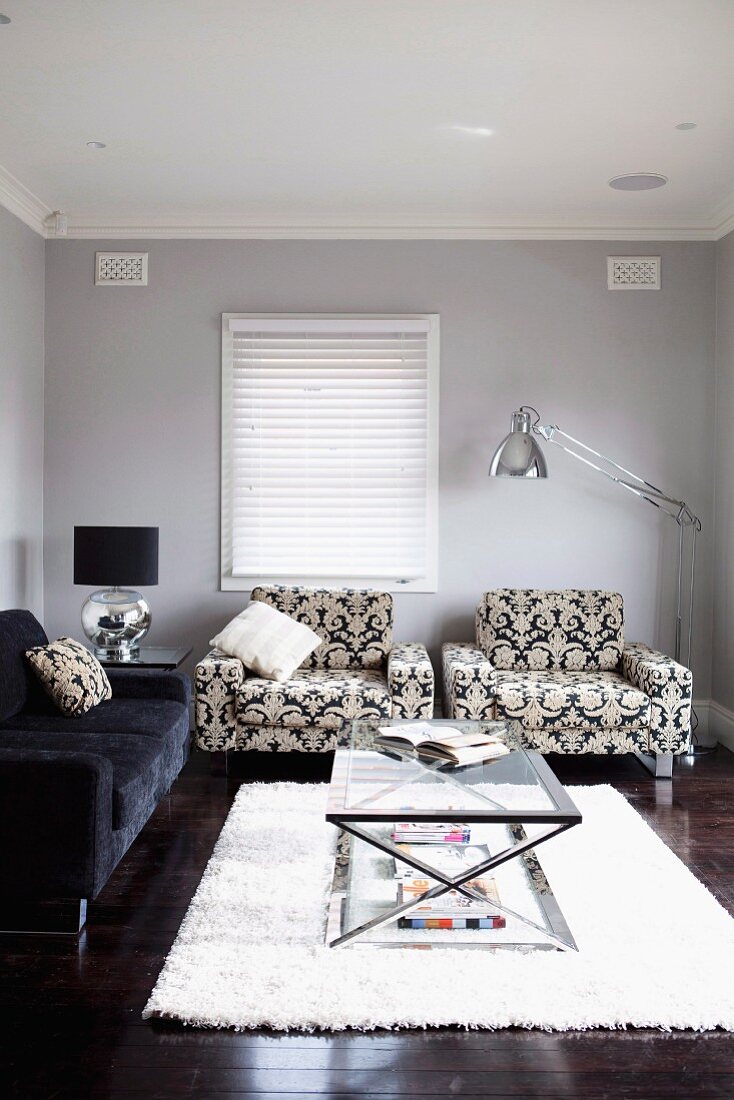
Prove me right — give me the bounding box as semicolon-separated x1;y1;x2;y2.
326;719;580;824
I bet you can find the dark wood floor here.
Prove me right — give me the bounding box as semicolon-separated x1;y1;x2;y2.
3;747;734;1099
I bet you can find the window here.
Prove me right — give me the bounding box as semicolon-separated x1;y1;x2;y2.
221;313;439;592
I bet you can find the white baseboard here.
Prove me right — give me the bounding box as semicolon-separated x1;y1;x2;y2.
692;698;710;740
704;699;734;752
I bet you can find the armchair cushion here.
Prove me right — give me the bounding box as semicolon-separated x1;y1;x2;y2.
621;642;692;754
387;643;434;719
251;586;392;670
442;643;496;720
477;590;624;671
494;669;650;733
237;668;391;730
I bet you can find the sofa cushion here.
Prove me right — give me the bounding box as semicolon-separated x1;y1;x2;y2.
25;637;112;717
477;590;624;671
0;610;49;722
251;586;392;670
237;668;391;729
0;730;165;830
494;669;650;733
0;697;190;797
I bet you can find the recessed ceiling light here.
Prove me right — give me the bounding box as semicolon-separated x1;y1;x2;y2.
608;173;668;191
675;122;697;130
0;14;11;23
86;141;106;149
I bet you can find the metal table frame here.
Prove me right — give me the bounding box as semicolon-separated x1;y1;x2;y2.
325;732;582;951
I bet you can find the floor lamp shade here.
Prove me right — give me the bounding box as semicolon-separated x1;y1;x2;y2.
74;526;159;658
74;527;159;587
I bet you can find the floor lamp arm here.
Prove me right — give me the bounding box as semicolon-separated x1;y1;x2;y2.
534;421;701;667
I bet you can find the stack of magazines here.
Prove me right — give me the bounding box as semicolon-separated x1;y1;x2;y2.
393;841;506;930
390;822;471;844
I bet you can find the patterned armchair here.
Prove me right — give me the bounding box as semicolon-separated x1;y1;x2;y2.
195;586;434;753
442;590;692;778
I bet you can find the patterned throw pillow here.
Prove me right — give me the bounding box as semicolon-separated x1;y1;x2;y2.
25;637;112;717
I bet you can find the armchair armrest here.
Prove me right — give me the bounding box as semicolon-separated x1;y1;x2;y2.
442;643;497;720
621;642;692;754
194;649;245;752
387;643;435;719
106;668;191;708
0;749;113;899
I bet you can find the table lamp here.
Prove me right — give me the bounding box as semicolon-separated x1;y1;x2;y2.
74;526;159;658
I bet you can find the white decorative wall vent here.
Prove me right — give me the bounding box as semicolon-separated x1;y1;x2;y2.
607;256;660;290
95;252;149;286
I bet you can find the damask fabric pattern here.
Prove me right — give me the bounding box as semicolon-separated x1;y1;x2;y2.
621;642;692;754
195;650;244;752
477;589;624;672
238;668;392;730
387;643;435;719
519;726;650;755
250;586;393;671
233;724;342;752
25;636;112;718
494;669;651;734
441;643;496;720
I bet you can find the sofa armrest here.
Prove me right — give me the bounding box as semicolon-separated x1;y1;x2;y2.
442;643;497;720
387;643;435;719
107;668;191;708
0;749;113;900
194;649;245;752
621;642;692;754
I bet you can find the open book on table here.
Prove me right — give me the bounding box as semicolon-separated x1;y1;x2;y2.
375;721;510;766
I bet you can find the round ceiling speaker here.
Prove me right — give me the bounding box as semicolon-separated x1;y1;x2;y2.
608;173;668;191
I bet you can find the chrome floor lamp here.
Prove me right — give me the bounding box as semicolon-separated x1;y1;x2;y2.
489;406;708;756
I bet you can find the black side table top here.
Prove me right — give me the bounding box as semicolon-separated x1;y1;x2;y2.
96;646;192;670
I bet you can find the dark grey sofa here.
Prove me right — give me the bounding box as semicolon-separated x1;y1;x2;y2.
0;609;191;931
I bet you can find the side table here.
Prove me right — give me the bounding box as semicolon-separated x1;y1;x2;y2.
94;646;192;671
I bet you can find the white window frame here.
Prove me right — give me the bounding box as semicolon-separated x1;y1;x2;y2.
220;312;439;593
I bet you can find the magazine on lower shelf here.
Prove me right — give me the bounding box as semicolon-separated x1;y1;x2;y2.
397;875;502;919
390;823;471;844
399;915;507;930
393;843;492;881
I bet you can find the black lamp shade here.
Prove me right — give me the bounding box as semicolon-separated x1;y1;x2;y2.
74;526;159;587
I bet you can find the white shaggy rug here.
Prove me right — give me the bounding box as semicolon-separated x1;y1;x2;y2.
143;782;734;1032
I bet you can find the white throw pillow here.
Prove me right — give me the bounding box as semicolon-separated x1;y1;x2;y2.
209;601;321;682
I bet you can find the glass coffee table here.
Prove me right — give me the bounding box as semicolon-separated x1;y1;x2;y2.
325;719;582;951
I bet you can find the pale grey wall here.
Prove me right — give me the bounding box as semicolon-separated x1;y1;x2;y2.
712;230;734;712
44;239;715;691
0;206;44;618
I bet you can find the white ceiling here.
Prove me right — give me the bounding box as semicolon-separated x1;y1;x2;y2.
1;0;734;239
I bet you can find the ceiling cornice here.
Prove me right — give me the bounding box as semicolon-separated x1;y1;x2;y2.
1;160;733;242
0;164;53;236
60;219;719;241
711;194;734;242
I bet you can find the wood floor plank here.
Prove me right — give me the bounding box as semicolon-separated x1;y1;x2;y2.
2;746;733;1098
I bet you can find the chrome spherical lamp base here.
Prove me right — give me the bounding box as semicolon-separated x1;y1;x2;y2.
81;587;151;659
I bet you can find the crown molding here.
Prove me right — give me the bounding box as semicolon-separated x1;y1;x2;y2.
61;218;718;241
0;164;53;236
1;156;732;242
712;194;734;241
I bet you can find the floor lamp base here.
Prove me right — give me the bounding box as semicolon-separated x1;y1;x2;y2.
684;742;717;758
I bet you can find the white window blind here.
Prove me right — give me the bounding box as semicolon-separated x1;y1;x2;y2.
221;314;438;592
